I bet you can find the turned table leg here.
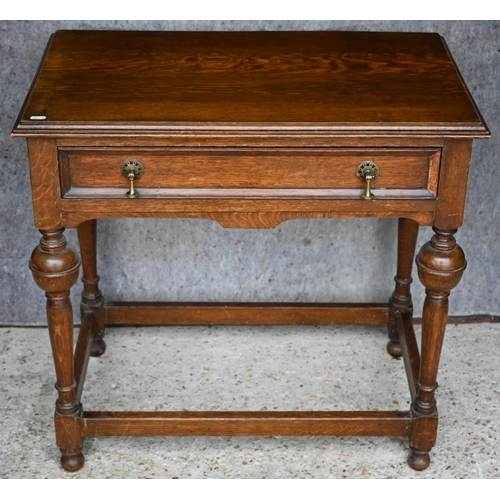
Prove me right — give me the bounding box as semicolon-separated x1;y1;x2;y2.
408;227;467;470
387;218;419;357
30;229;84;471
77;220;106;357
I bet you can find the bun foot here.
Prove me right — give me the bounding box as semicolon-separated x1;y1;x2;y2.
407;448;430;471
387;339;402;358
91;337;106;357
61;450;85;472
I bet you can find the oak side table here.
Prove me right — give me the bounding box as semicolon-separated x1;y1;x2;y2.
12;30;490;472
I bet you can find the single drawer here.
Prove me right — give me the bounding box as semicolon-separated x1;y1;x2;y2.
59;147;440;198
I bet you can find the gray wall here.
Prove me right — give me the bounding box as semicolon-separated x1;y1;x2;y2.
1;20;499;325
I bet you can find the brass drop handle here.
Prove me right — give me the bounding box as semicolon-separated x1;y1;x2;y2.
120;159;145;199
356;160;380;200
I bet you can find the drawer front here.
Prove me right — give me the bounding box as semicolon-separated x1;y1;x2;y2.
60;147;440;197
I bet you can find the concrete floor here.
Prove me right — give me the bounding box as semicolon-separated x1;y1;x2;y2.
1;322;499;478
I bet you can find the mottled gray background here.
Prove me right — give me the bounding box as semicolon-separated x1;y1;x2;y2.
1;21;499;325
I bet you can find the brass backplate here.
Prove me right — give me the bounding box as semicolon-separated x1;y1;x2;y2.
120;159;145;180
356;160;380;182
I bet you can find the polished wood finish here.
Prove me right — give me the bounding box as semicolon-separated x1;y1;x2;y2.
26;138;62;230
74;311;94;403
105;302;390;326
387;218;419;357
61;147;440;194
13;31;488;137
29;229;83;471
14;31;490;472
435;139;474;229
77;219;105;356
409;227;467;470
61;200;438;229
82;411;412;437
398;311;421;401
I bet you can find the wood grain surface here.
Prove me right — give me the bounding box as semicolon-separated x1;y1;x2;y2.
14;29;491;472
82;411;412;437
12;31;489;137
62;147;440;192
104;302;390;326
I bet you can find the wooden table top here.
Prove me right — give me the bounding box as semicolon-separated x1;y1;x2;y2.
13;30;489;137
